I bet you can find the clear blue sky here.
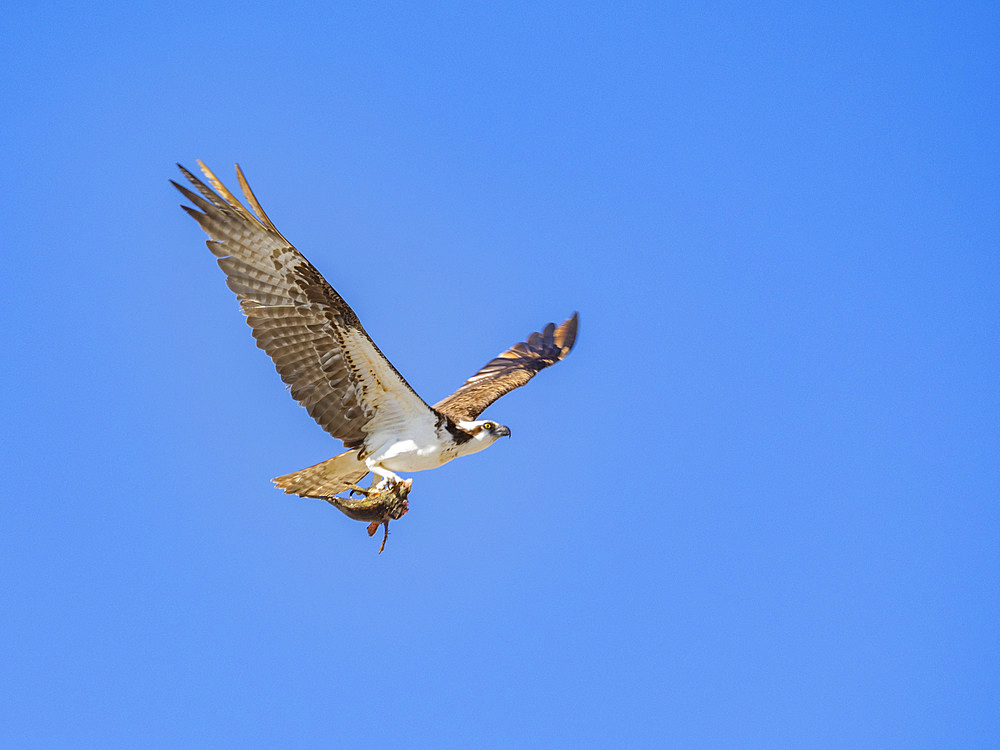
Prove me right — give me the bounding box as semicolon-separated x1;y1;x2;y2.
2;2;997;747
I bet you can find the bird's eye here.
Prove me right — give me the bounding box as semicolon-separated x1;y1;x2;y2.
482;422;494;431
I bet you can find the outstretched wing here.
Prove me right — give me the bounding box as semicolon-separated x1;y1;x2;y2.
173;161;438;453
433;313;578;422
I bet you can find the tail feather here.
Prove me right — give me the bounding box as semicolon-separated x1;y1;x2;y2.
272;449;369;498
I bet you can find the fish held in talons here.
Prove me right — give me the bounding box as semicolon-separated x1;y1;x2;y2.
320;478;412;553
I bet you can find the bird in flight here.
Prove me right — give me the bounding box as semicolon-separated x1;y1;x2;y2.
173;162;578;547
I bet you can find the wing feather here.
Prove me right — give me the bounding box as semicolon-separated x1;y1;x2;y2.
433;313;579;421
174;162;438;451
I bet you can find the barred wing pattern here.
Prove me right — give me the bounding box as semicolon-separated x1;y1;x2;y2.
434;313;579;422
173;162;437;453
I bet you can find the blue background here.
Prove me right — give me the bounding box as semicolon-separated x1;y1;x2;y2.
2;2;997;747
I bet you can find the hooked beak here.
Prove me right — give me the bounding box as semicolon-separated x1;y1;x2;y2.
497;425;511;438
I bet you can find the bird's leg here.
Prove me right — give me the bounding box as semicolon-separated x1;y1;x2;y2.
348;475;371;497
368;466;403;492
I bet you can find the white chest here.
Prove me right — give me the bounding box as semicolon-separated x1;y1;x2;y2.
369;430;492;474
375;439;453;472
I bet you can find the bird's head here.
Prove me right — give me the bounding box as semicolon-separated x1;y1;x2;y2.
461;419;511;445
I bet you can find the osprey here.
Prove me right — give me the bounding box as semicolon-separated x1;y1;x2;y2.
173;162;578;531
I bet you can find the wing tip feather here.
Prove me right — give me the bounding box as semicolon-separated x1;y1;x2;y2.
557;312;579;354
